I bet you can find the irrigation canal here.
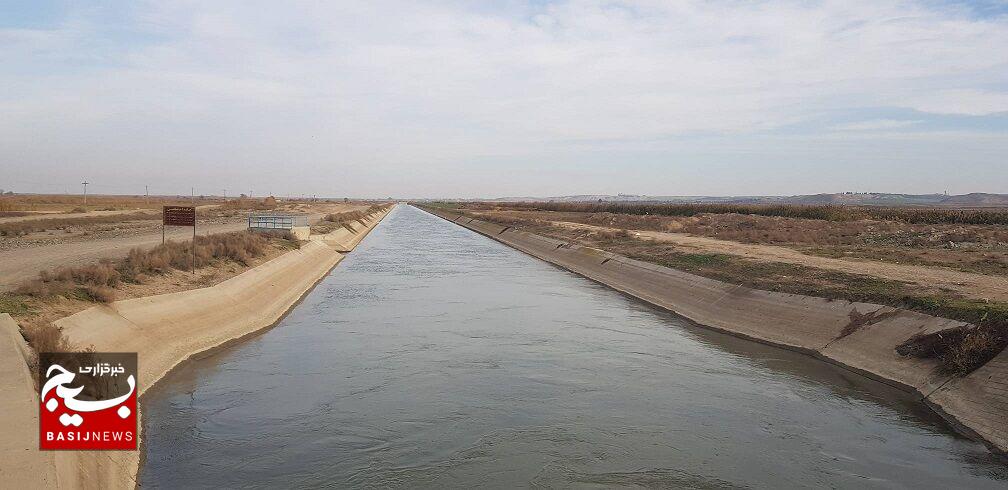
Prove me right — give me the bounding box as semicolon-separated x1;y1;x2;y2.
141;204;1007;488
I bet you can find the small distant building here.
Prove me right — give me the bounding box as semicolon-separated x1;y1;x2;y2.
248;213;310;240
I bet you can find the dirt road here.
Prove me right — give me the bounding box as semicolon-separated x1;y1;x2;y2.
0;222;249;291
0;208;352;291
551;221;1008;303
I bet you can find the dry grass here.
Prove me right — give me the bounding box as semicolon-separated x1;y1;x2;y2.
16;262;122;300
19;318;75;385
219;196;279;211
0;193;221;212
477;213;545;227
615;236;1008;375
15;231;281;304
20;318;72;354
594;228;632;240
325;204;389;224
8;230;296;357
119;231;273;280
470;208;1008;248
313;204;392;234
897;322;1008;375
456;206;1008;277
484;201;1008;225
313;210;366;234
17;320;104;387
325;209;367;224
0;211;158;236
366;203;394;213
442;206;1008;375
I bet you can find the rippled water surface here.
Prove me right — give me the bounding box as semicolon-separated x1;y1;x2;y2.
141;204;1007;488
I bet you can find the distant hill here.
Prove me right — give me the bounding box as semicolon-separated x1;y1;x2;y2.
938;193;1008;206
773;192;1008;207
482;192;1008;208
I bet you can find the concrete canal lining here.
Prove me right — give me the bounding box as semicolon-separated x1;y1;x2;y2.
0;205;392;489
0;313;60;487
416;204;1008;455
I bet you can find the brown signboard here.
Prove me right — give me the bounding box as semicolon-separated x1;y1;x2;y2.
163;206;196;227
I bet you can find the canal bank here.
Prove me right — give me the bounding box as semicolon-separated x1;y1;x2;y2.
0;204;392;489
139;204;1006;488
416;204;1008;455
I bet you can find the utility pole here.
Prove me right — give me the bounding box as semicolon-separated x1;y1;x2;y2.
81;180;89;206
145;185;149;205
191;187;195;203
223;189;227;201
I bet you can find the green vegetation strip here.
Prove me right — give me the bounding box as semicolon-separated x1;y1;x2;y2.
0;294;33;316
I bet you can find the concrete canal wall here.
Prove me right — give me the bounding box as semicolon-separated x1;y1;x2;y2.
0;313;60;487
0;205;393;489
418;205;1007;455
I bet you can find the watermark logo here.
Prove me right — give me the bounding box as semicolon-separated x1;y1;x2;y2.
38;352;137;450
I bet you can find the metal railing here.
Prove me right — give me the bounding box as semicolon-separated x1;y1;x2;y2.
247;214;309;230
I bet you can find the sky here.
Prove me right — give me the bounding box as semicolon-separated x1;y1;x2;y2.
1;0;1007;199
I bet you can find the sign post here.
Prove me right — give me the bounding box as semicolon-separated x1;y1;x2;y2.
163;206;197;274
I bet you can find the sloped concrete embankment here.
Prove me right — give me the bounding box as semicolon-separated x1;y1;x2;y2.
314;214;382;252
417;205;1007;454
0;205;393;489
0;313;60;486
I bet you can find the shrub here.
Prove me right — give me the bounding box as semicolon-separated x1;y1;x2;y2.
17;231;275;302
16;278;70;298
595;228;631;240
70;262;121;287
324;210;366;225
220;197;278;211
16;261;120;298
280;231;302;248
478;201;1008;226
945;326;1005;374
310;203;392;236
21;320;71;355
897;323;1007;375
310;223;336;234
82;286;116;303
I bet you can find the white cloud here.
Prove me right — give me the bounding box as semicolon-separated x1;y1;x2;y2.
831;119;923;131
1;1;1007;196
902;89;1008;116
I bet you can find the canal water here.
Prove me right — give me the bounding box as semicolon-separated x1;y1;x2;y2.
141;205;1007;488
